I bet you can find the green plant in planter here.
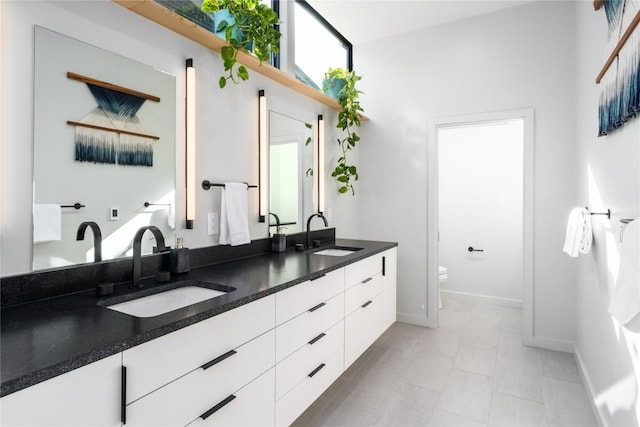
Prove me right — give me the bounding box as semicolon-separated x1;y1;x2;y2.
324;68;364;195
201;0;281;88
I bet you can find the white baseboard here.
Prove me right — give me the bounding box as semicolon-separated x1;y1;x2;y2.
527;335;574;353
396;312;437;328
441;289;522;308
574;345;606;427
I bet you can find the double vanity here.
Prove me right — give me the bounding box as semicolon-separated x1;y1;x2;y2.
0;233;397;426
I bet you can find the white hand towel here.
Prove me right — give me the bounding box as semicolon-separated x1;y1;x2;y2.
219;183;250;246
563;207;592;257
168;203;175;230
33;204;62;243
609;219;640;330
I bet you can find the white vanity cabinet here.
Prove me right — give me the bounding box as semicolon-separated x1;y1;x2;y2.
344;249;396;368
274;269;346;426
1;245;398;427
122;295;275;426
0;353;122;427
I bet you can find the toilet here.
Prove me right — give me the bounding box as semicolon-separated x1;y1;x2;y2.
438;265;448;309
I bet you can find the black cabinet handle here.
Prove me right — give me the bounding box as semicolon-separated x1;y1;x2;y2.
201;350;237;370
468;246;484;252
121;366;127;425
310;273;326;281
361;300;373;308
308;302;326;313
308;332;326;345
382;256;386;276
308;363;326;378
200;395;237;420
361;277;373;284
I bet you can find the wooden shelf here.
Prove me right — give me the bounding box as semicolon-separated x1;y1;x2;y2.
112;0;369;120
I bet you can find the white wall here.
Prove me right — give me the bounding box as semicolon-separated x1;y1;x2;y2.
439;120;524;304
0;0;358;276
354;1;579;347
574;4;640;426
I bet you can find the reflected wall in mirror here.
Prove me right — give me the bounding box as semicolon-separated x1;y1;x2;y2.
33;27;176;271
269;111;314;234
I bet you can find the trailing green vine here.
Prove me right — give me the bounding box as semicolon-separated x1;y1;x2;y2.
324;68;364;195
201;0;280;88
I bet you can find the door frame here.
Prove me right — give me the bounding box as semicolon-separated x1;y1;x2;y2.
427;109;534;344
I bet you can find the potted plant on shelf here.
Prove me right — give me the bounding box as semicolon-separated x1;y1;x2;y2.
201;0;281;88
323;68;364;195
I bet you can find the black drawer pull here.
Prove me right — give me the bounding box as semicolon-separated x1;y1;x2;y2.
200;395;236;420
201;350;237;370
308;363;326;378
361;300;373;308
310;273;326;281
361;277;373;284
308;302;326;313
308;332;326;345
121;366;127;425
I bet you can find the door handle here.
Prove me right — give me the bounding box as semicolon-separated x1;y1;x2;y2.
468;247;484;252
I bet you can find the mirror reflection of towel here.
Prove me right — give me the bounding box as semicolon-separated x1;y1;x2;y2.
219;183;250;246
33;204;62;243
609;219;640;331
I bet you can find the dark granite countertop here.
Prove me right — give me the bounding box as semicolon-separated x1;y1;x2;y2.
0;238;396;397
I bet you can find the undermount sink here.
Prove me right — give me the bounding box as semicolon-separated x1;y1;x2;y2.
102;281;234;318
313;246;363;257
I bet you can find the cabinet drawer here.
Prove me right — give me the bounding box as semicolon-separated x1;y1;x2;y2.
275;348;344;427
276;292;344;362
187;368;275;427
123;295;275;403
126;329;275;427
345;253;383;290
275;268;344;325
345;293;384;368
276;320;343;401
344;272;382;315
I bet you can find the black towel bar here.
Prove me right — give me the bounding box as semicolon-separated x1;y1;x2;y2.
586;207;611;219
61;203;84;210
202;180;257;190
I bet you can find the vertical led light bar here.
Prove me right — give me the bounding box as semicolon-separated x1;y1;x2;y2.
186;59;196;229
317;114;325;213
258;90;267;222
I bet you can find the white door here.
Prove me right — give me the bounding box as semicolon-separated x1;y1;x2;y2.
438;119;524;304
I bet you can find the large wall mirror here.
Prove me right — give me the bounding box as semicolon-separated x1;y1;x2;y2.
32;27;176;271
269;111;314;234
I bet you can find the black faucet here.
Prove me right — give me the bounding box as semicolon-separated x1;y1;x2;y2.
306;213;328;249
269;212;281;232
132;225;167;288
76;221;102;262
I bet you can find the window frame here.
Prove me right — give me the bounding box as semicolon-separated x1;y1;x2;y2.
293;0;353;72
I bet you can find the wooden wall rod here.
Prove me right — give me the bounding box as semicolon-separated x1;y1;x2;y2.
67;120;160;140
596;10;640;83
594;0;603;11
67;72;161;102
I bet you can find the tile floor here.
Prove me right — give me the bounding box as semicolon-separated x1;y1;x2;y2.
292;298;597;427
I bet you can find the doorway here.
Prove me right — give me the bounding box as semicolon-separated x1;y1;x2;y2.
427;109;534;344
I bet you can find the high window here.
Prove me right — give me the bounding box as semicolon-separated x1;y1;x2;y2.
293;0;352;90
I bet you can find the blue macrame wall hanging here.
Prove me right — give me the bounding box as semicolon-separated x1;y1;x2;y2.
66;72;160;166
597;0;640;136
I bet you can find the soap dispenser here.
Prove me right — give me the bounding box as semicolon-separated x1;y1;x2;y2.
170;237;190;274
271;227;287;253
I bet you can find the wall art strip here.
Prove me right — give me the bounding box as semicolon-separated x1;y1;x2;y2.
66;72;160;166
598;0;640;136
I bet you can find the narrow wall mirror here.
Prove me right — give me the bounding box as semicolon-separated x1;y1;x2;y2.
32;27;176;271
268;111;314;234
